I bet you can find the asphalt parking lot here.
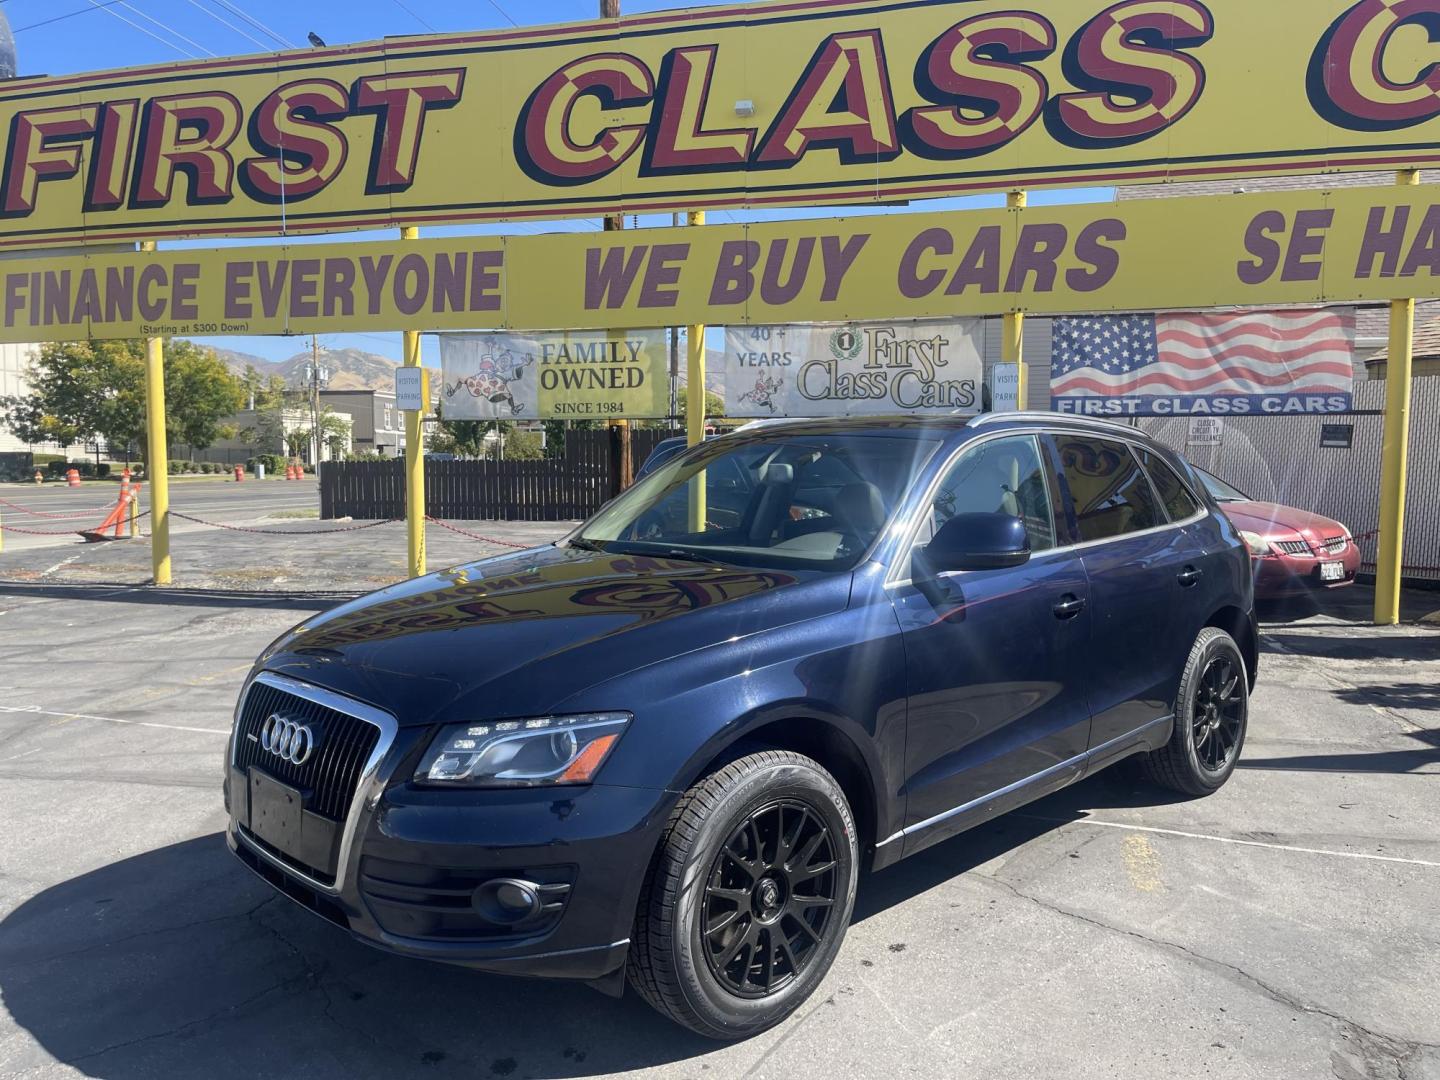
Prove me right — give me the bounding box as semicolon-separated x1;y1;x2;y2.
0;575;1437;1079
0;479;568;591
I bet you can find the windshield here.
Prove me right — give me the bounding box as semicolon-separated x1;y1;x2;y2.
574;433;942;570
1196;467;1251;503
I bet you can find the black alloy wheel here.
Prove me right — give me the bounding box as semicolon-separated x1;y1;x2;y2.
628;750;858;1039
1192;654;1244;772
1140;626;1249;796
701;800;838;998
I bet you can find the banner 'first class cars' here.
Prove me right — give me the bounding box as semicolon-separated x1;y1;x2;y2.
2;0;1440;248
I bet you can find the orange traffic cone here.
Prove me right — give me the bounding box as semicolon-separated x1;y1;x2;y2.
81;485;130;542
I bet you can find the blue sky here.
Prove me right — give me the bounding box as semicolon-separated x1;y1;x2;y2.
4;0;1112;365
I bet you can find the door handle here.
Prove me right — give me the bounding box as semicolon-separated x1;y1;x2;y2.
1052;594;1086;620
1177;566;1203;588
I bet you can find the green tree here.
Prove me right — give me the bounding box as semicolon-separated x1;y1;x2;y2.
502;428;544;460
678;389;726;425
431;403;497;457
0;339;245;460
284;427;309;459
238;373;295;453
166;340;246;451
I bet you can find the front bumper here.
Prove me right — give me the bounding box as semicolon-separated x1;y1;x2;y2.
1252;544;1362;598
225;749;672;982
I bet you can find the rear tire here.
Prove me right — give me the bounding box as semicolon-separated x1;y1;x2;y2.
628;751;858;1040
1140;627;1249;796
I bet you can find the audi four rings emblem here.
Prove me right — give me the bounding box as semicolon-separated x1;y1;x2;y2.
261;714;318;765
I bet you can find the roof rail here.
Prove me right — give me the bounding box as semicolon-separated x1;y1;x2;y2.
969;410;1142;436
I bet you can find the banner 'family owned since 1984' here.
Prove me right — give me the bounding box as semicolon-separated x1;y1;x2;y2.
439;331;670;421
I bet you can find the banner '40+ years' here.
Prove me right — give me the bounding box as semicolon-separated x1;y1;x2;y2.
2;0;1440;248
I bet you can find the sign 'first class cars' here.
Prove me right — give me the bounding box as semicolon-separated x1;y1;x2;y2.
2;0;1440;248
723;320;983;417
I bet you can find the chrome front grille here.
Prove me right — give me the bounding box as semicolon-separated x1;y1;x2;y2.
1274;540;1312;556
234;678;380;821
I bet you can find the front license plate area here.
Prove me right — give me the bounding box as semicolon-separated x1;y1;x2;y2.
248;769;306;862
1320;561;1346;582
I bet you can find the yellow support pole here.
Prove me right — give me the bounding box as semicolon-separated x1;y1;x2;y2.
1374;170;1420;625
129;489;139;539
140;240;172;585
686;210;707;533
402;226;427;579
1004;190;1027;410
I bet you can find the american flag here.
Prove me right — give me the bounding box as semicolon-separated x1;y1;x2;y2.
1050;309;1356;399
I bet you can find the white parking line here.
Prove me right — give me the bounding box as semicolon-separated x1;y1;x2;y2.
1019;813;1440;869
0;703;228;736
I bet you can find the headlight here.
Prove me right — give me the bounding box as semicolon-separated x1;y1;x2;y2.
415;712;630;787
1239;530;1272;557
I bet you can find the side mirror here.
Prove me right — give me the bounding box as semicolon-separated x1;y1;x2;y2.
913;512;1031;580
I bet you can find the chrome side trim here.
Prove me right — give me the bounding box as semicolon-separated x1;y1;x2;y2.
968;411;1140;436
875;714;1172;849
232;671;398;897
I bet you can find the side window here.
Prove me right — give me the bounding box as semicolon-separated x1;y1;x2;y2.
1138;449;1201;522
923;435;1057;553
1056;437;1165;543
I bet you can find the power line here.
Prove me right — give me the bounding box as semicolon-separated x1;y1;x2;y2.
208;0;296;49
13;0;122;34
181;0;271;50
112;0;218;56
389;0;436;32
83;0;199;57
484;0;518;27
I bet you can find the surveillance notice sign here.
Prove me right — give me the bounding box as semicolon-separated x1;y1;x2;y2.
723;320;983;418
439;330;669;421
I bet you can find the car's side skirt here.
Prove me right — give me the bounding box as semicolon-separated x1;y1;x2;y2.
874;715;1173;864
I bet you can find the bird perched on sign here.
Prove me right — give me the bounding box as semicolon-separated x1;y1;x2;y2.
307;31;327;48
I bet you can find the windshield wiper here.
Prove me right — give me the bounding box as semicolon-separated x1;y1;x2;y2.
565;536;607;553
657;547;729;566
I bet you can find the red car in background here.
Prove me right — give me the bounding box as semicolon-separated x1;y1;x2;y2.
1196;468;1361;599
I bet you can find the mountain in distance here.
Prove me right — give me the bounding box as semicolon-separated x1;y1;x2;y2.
200;342;731;396
202;344;405;392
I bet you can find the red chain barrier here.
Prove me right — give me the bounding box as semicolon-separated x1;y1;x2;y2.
0;523;104;536
0;497;119;519
168;511;402;535
426;517;533;549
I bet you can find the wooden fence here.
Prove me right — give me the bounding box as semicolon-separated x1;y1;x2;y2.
319;428;671;521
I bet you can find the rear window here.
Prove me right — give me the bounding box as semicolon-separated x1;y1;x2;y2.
1055;436;1165;543
1139;450;1201;522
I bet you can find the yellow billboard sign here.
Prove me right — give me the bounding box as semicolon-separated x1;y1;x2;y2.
4;184;1440;343
3;0;1440;249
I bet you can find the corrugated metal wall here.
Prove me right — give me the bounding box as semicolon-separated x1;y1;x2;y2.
1134;379;1440;582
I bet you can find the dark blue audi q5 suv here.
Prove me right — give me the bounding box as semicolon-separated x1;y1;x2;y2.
226;413;1257;1039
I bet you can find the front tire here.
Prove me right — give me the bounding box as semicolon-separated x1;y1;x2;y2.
1141;627;1249;796
628;751;858;1039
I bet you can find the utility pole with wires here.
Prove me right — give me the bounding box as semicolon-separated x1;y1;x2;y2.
601;0;634;489
304;335;331;467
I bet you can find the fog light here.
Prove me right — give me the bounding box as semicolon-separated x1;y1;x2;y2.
473;878;541;924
